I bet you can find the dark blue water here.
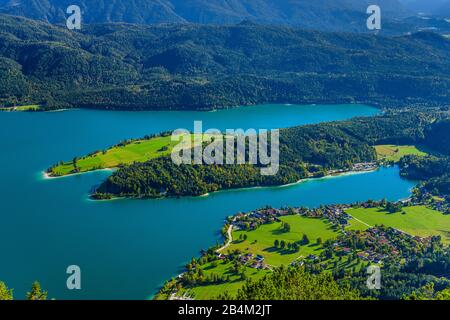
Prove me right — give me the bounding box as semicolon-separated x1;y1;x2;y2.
0;104;415;300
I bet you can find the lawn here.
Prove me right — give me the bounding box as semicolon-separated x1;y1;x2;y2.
187;215;369;300
188;215;362;299
188;261;270;300
375;145;427;162
49;133;217;176
0;105;41;111
346;206;450;244
226;215;341;266
49;135;180;176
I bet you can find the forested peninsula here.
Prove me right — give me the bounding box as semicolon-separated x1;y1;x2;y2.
1;14;450;110
94;111;450;199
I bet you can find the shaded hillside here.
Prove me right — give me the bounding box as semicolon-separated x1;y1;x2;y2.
400;0;450;16
1;15;449;110
0;0;410;32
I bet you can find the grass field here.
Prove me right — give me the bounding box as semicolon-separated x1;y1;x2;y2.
375;145;428;162
227;215;340;266
0;105;41;112
188;215;363;299
188;261;270;300
49;136;178;176
346;206;450;244
49;133;219;176
181;205;449;299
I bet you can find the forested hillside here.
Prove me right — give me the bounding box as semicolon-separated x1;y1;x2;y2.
95;112;444;198
400;0;450;16
0;0;410;32
219;267;363;300
394;117;450;196
424;119;450;155
1;14;449;110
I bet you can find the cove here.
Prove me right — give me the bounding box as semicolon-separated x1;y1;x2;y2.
0;103;416;300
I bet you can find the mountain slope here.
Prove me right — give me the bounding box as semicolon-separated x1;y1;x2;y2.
400;0;450;16
0;0;410;31
0;14;449;110
0;0;185;24
437;2;450;17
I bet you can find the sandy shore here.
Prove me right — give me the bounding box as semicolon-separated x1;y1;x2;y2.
45;108;70;113
42;168;116;180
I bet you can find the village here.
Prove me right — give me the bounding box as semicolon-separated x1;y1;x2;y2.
228;199;438;268
162;196;446;300
328;162;378;176
413;187;450;214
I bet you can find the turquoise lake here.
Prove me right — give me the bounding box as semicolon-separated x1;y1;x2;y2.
0;104;416;299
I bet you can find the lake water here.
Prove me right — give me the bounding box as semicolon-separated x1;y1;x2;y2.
0;104;416;299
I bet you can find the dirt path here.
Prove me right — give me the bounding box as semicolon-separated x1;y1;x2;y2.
347;213;412;237
350;215;373;228
217;225;233;253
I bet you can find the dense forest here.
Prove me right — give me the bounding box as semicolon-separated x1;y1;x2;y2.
0;0;409;31
95;111;449;198
2;0;449;35
340;244;450;300
1;14;450;110
236;255;450;300
424;119;450;155
400;155;450;195
400;155;449;181
218;266;364;300
398;117;450;196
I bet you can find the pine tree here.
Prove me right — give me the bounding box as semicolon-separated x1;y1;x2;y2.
0;281;13;300
26;281;47;300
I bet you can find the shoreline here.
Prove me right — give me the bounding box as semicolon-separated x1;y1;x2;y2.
0;107;76;114
197;166;380;198
94;166;381;202
43;164;381;203
42;168;116;180
0;102;381;114
276;168;379;189
45;108;72;113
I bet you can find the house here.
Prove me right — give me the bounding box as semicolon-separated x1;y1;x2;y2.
357;252;369;260
307;254;318;261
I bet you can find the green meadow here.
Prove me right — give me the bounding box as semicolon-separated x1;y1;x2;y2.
186;205;449;299
48;133;221;176
49;136;178;176
227;215;340;266
375;145;428;162
188;261;270;300
186;215;366;299
0;105;41;112
346;206;450;244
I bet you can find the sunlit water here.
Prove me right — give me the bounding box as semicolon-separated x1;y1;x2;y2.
0;104;415;299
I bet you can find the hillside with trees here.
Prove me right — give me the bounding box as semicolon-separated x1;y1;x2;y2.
400;155;450;195
341;244;450;300
0;0;410;32
397;118;450;196
1;14;449;110
95;111;448;198
218;266;364;300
